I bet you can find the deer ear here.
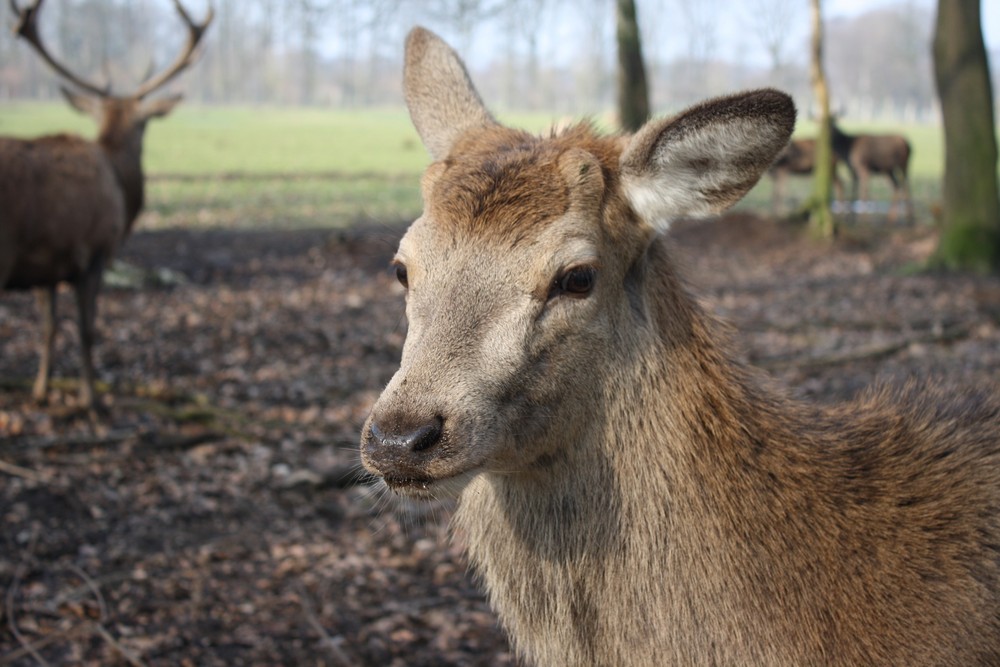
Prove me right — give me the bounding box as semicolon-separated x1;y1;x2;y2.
60;86;101;118
140;93;183;120
403;26;497;161
620;89;795;232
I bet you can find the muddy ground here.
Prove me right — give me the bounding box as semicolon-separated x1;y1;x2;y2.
2;214;1000;666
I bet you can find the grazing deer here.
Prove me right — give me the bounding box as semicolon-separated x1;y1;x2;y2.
768;137;843;214
0;0;212;409
360;27;1000;666
829;118;913;222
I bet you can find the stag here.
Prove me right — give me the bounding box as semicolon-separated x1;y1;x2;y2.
360;28;1000;666
768;137;842;214
829;118;913;221
0;0;212;409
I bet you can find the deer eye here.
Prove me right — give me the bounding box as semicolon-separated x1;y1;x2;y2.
550;266;597;300
393;263;409;288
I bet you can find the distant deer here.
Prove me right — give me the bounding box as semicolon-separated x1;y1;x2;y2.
829;118;913;222
0;0;212;409
360;27;1000;666
768;137;843;214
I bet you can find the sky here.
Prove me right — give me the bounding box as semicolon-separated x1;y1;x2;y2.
829;0;999;51
446;0;1000;73
674;0;999;70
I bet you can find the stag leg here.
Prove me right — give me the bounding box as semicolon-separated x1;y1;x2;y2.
898;167;913;224
771;172;786;216
73;262;105;409
846;164;860;220
31;285;58;403
887;171;902;223
857;168;871;218
832;169;844;205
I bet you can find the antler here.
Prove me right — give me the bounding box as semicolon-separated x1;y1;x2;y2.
132;0;214;100
10;0;111;97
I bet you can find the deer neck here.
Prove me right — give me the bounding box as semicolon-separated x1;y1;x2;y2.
451;237;825;664
98;130;146;231
454;234;779;523
831;128;855;157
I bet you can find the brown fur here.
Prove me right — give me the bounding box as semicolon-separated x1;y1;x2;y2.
361;27;1000;666
1;0;210;408
768;137;843;213
830;119;913;221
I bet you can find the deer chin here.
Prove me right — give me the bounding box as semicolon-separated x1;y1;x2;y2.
381;467;480;500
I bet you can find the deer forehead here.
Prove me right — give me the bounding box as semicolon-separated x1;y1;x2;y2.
400;126;636;279
427;149;570;238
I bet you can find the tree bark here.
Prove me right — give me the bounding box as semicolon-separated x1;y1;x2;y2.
807;0;835;239
616;0;649;132
932;0;1000;272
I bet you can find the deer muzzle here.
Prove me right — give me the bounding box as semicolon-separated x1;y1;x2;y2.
361;414;448;491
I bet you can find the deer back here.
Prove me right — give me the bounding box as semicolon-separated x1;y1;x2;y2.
0;135;124;287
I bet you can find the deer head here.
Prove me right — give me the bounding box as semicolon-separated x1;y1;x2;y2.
10;0;213;151
360;27;795;498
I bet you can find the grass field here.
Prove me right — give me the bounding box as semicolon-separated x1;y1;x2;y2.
0;101;950;229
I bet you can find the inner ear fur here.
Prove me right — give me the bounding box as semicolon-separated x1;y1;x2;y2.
140;94;183;120
620;89;796;231
60;86;101;118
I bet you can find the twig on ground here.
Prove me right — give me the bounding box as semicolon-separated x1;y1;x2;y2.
0;629;73;666
90;622;148;667
295;585;354;667
68;564;109;623
67;563;148;666
758;323;972;371
0;459;46;483
5;525;52;667
4;429;140;451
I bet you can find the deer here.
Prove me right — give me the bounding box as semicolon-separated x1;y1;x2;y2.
0;0;212;410
767;137;843;215
359;27;1000;667
829;118;913;222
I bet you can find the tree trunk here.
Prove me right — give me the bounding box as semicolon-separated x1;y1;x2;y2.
616;0;649;132
807;0;835;239
932;0;1000;272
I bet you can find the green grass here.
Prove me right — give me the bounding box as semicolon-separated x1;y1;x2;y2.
0;102;562;175
0;101;951;229
0;102;430;175
145;174;423;230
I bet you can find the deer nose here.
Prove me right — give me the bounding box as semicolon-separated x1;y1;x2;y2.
363;415;445;481
368;416;444;454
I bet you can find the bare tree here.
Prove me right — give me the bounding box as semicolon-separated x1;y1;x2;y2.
931;0;1000;271
825;6;934;119
807;0;835;238
741;0;804;95
616;0;648;131
745;0;801;73
670;0;720;105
